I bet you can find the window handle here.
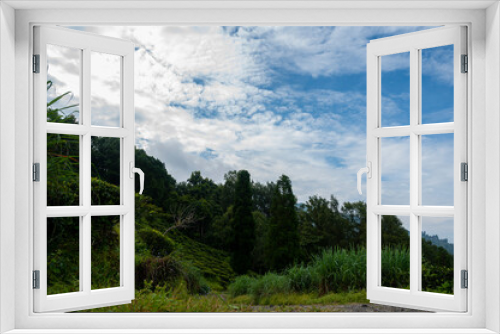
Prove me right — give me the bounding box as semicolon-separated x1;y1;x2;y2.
357;161;372;195
129;162;145;195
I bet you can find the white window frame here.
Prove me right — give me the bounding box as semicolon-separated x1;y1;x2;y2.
366;26;468;312
33;25;136;313
0;1;499;333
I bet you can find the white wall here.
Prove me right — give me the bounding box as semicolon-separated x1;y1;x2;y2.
0;2;16;333
486;2;500;333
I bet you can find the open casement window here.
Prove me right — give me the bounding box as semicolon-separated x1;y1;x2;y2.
365;26;467;312
33;26;139;312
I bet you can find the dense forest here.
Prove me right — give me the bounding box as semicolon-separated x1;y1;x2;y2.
46;82;454;312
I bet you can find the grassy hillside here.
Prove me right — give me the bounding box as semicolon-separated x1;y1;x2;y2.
168;230;235;290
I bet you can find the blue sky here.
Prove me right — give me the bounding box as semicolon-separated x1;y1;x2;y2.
52;26;455;241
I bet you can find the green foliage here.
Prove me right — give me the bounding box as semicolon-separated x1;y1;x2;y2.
252;181;275;217
341;201;367;247
46;81;79;124
91;137;120;187
207;206;234;252
168;230;236;289
286;264;319;293
381;246;410;289
82;282;369;313
134;255;210;295
47;218;80;295
137;227;175;257
91;216;121;290
232;290;369;307
227;275;254;297
135;255;183;290
181;263;211;295
422;262;454;294
251;210;270;273
176;171;222;242
227;247;432;301
91;177;120;205
382;215;410;248
135;148;177;209
421;239;454;294
267;175;300;271
82;281;248;313
47;133;79;206
230;170;256;274
220;170;237;212
298;195;354;257
134;195;171;232
249;272;290;303
313;248;366;294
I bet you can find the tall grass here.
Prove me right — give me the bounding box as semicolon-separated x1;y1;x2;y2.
287;264;318;293
228;247;411;299
249;273;290;302
381;246;410;289
314;248;366;294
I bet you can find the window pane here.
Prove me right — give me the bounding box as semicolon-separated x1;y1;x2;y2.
421;217;454;294
421;133;454;206
47;44;81;124
381;52;410;127
91;52;121;127
381;215;410;289
47;217;80;295
91;136;121;205
421;45;454;124
92;216;121;289
381;136;410;205
47;133;80;206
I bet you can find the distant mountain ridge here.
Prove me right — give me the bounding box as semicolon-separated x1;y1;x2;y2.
422;231;454;255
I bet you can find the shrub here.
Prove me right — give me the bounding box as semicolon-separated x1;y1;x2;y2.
137;227;175;257
422;262;453;294
181;263;211;295
135;255;183;289
228;275;254;297
250;272;290;301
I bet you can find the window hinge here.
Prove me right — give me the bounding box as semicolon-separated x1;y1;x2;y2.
33;270;40;289
461;162;468;182
33;54;40;73
461;270;468;289
461;54;468;73
33;163;40;182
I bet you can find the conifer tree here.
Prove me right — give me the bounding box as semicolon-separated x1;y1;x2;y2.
230;170;256;274
267;174;300;271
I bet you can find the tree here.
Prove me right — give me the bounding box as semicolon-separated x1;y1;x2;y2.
134;148;177;210
208;206;234;252
252;210;270;273
220;170;238;212
252;181;275;217
267;175;300;271
230;170;256;274
341;201;367;248
381;215;410;249
91;137;120;186
177;171;221;241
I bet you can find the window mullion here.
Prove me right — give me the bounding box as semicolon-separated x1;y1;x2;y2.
409;47;420;294
82;47;92;294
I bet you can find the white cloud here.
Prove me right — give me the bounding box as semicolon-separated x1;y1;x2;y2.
46;44;81;120
67;24;454;224
231;26;433;77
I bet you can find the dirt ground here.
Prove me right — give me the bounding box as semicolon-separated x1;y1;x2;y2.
245;303;429;312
